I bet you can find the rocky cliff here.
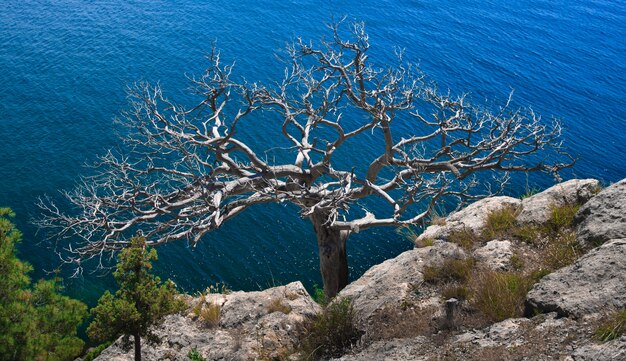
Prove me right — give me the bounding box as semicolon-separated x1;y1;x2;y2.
91;178;626;360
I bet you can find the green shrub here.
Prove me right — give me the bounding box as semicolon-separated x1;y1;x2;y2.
512;223;543;245
482;206;518;240
187;347;207;361
300;298;363;360
595;309;626;342
312;284;328;307
470;271;533;323
83;342;112;361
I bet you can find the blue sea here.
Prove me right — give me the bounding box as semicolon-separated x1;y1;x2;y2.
1;0;624;304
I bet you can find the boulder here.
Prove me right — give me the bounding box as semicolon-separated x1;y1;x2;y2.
94;281;320;361
472;240;513;271
337;241;465;329
526;239;626;318
516;178;599;224
575;178;626;247
417;196;521;242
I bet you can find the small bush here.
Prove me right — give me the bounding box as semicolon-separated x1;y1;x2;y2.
187;347;207;361
595;309;626;342
510;253;525;270
83;341;112;361
423;258;475;284
300;298;363;360
530;268;551;282
447;227;480;250
206;283;231;295
312;284;328;307
482;206;518;240
267;298;292;314
470;271;533;323
200;303;221;328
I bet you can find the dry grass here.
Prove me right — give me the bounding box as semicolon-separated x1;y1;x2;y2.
469;271;533;323
447;228;480;251
267;298;292;314
423;258;475;284
200;302;221;328
595;308;626;341
482;206;518;240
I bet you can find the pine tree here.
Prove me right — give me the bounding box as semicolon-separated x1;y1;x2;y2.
0;208;87;361
87;235;185;361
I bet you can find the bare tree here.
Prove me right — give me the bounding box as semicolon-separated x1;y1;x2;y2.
37;22;572;298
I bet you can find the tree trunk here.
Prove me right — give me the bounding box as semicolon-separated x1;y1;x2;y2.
311;212;350;299
134;333;141;361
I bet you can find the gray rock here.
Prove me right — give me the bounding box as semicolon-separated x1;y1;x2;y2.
337;240;465;329
417;196;521;242
94;281;320;361
572;337;626;361
575;178;626;247
517;179;600;224
526;238;626;318
473;240;513;271
331;337;431;361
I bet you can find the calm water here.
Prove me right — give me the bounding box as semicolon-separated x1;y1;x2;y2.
1;0;624;303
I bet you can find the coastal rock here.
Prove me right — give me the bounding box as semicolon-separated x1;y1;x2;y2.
94;281;320;361
516;178;599;224
417;196;521;242
526;238;626;318
472;240;513;271
572;336;626;361
575;178;626;247
337;240;465;329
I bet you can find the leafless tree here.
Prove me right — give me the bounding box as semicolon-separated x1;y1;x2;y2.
37;22;572;298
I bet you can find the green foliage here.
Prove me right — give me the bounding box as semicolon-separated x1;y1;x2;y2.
595;309;626;342
312;283;328;307
187;347;207;361
469;271;533;323
545;204;580;236
87;236;185;360
0;208;87;361
83;341;112;361
300;298;362;360
482;206;518;240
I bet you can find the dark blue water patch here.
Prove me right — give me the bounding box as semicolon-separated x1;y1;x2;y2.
1;0;624;301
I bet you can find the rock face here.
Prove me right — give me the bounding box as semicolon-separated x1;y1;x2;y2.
575;178;626;246
94;281;320;361
526;238;626;318
472;240;513;271
337;240;465;331
516;178;600;224
417;196;521;242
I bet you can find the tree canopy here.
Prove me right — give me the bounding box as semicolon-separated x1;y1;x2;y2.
0;208;87;361
87;235;185;361
38;22;572;297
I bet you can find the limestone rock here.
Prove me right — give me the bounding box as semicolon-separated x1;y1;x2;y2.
337;240;465;329
575;178;626;247
517;178;599;224
94;281;320;361
473;240;513;271
417;196;521;242
526;238;626;318
572;336;626;361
